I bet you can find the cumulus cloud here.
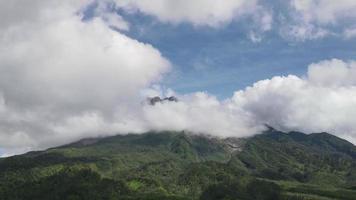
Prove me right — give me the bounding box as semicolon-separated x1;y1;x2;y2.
0;0;170;155
113;0;270;28
308;59;356;87
232;59;356;143
140;59;356;145
142;92;263;138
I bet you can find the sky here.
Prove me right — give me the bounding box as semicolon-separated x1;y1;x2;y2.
1;0;356;156
119;3;356;98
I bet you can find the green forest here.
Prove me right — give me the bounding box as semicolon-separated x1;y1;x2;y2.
1;129;356;200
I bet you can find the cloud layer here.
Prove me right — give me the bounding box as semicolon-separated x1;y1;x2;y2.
142;59;356;145
291;0;356;25
110;0;356;41
1;1;356;156
281;0;356;40
232;59;356;143
114;0;263;27
0;0;170;155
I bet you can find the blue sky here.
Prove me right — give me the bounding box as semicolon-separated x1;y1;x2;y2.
109;7;356;99
128;21;356;98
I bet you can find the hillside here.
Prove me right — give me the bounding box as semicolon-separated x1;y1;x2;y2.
1;129;356;200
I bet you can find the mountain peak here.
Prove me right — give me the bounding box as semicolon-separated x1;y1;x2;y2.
147;96;178;105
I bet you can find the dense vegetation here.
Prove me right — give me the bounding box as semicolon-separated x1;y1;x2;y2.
1;129;356;199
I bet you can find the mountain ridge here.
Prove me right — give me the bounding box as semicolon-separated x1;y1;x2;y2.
1;129;356;200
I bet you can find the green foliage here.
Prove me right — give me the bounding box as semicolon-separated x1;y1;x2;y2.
237;129;356;186
0;130;355;200
127;180;143;191
200;179;282;200
0;168;130;200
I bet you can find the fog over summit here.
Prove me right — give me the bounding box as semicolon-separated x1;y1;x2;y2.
1;0;356;156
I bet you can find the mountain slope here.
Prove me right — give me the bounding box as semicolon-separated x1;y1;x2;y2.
0;131;239;199
1;129;356;200
237;128;356;186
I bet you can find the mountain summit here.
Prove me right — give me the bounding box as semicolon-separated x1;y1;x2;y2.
147;96;178;105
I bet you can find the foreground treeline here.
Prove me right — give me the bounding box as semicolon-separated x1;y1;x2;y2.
0;167;285;200
3;167;355;200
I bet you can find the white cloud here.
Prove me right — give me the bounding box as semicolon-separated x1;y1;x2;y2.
1;0;356;157
2;15;356;156
308;59;356;87
138;59;356;146
114;0;268;28
280;23;329;41
0;0;170;156
343;28;356;39
291;0;356;25
231;59;356;141
101;12;130;30
142;92;263;138
259;11;273;32
248;31;263;43
92;1;130;31
286;0;356;40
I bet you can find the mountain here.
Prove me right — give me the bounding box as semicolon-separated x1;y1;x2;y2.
147;96;178;105
1;129;356;200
